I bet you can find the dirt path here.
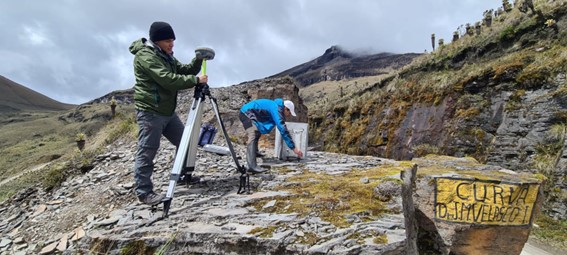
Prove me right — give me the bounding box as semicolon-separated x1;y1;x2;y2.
522;238;566;255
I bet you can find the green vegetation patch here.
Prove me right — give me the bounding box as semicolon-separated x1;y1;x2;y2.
248;225;279;238
120;240;156;255
102;112;138;145
414;155;544;183
297;232;319;245
90;238;117;255
250;164;404;228
373;234;388;244
0;103;136;203
533;214;567;250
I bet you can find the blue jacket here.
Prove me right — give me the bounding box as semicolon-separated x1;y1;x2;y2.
240;98;295;149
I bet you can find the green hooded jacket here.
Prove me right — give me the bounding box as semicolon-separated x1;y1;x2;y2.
129;38;202;116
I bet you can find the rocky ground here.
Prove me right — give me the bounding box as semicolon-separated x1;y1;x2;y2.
0;134;411;254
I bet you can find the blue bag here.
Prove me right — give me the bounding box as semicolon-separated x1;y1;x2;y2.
198;124;218;146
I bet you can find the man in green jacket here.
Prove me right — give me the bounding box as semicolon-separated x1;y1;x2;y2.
129;21;208;205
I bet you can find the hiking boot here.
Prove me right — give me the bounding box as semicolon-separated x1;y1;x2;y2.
247;167;267;174
177;174;201;185
138;192;164;206
247;142;267;174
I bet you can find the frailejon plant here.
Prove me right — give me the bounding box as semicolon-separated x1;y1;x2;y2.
75;133;86;151
109;96;117;118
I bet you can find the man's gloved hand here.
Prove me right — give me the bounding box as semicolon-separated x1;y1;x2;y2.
195;47;215;60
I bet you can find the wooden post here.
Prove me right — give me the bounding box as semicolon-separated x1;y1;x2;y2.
401;164;418;255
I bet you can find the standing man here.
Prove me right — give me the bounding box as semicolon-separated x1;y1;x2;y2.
239;98;303;173
129;21;208;205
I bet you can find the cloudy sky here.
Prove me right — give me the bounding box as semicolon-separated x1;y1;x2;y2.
0;0;502;104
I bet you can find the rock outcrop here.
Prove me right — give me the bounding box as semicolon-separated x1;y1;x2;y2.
402;156;545;255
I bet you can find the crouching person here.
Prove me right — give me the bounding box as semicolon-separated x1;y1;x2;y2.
239;98;303;173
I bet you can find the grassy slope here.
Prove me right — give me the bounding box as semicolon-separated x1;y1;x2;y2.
0;103;136;201
300;74;390;109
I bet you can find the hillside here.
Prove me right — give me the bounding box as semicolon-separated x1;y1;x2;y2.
308;0;567;247
0;75;75;112
271;45;420;87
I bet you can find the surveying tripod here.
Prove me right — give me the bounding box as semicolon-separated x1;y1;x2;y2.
161;48;250;217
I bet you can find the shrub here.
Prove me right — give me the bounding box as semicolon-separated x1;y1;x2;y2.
499;26;516;42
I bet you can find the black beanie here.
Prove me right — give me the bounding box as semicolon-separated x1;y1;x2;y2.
149;21;176;42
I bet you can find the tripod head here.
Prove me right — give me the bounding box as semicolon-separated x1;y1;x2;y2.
193;83;211;100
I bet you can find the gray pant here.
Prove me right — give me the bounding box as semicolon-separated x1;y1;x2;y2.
134;110;184;196
239;112;261;145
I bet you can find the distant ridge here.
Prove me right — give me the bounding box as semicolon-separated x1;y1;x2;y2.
270;45;420;87
0;75;76;112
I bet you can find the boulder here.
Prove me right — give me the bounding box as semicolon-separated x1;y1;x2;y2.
401;155;545;255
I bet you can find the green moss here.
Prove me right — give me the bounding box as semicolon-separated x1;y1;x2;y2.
455;108;481;120
41;163;68;191
250;165;402;228
492;61;525;81
533;214;567;250
505;89;527;111
551;111;567;123
516;65;551;89
412;144;440;157
298;232;319;245
248;225;279;238
533;124;564;177
534;173;547;181
373;234;388;244
120;240;156;255
414;155;542;183
499;26;516;42
90;238;116;254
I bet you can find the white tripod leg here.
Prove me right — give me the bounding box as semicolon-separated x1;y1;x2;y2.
163;96;205;216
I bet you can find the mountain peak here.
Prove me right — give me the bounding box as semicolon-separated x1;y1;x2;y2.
271;46;420;87
323;45;349;56
322;45;352;60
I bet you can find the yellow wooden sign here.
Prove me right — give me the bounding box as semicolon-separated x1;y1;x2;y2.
435;177;540;226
